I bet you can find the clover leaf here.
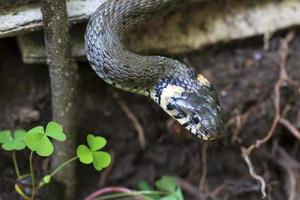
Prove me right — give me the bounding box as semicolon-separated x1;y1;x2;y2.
87;134;106;151
155;176;177;193
160;196;177;200
137;176;183;200
76;145;93;164
175;188;183;200
138;181;153;191
155;176;183;200
76;134;111;171
24;122;66;157
45;122;66;141
0;130;26;151
138;181;160;200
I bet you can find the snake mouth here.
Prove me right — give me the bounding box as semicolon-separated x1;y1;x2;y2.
194;130;223;140
193;120;223;140
196;132;209;140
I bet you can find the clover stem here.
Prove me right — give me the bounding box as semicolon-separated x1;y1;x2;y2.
29;151;36;199
37;156;78;191
12;151;21;179
50;156;78;177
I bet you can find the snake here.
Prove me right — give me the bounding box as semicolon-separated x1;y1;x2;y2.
85;0;223;140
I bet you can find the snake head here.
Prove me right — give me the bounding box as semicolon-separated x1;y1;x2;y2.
158;75;223;140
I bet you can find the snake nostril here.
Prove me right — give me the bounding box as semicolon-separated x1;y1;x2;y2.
204;130;209;135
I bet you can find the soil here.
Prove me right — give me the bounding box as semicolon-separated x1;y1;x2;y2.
0;29;299;200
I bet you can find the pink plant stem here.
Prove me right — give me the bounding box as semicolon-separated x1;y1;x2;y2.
84;186;143;200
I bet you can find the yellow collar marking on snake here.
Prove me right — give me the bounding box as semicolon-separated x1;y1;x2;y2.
159;84;190;126
160;84;185;110
197;74;210;86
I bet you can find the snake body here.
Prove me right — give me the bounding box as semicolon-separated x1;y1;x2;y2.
85;0;223;140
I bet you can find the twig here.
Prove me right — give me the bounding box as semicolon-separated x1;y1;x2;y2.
263;31;274;51
208;183;227;199
291;142;300;158
178;179;205;200
225;109;252;144
241;31;295;199
241;147;267;198
275;147;299;200
84;187;144;200
210;180;263;197
279;117;300;140
113;93;146;149
98;151;115;187
255;31;294;147
286;167;297;200
199;143;208;192
41;0;79;198
277;146;300;169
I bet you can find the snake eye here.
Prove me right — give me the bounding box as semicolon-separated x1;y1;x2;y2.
181;92;189;99
191;114;199;124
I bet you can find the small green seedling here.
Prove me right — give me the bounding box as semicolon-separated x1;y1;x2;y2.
139;176;184;200
86;176;184;200
77;134;111;170
138;181;161;200
0;122;111;200
157;176;183;200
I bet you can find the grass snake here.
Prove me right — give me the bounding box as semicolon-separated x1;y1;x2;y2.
85;0;223;140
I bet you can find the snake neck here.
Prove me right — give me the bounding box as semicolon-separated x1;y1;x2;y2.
85;0;194;96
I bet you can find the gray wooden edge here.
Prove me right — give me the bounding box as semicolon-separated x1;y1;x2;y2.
125;0;300;54
15;0;300;64
0;0;105;38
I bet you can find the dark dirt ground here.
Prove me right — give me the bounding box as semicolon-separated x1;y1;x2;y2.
0;29;299;200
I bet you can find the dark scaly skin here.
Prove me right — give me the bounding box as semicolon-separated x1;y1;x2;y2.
85;0;189;94
85;0;223;140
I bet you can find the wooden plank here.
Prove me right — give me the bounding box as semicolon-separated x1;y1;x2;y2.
16;0;300;64
0;0;104;38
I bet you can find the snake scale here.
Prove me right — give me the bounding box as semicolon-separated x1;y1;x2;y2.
85;0;223;140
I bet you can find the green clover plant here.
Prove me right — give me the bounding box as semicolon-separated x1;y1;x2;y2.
154;176;183;200
134;176;184;200
0;122;111;200
41;134;112;187
0;130;26;151
24;121;66;157
0;130;26;179
76;134;111;170
85;176;184;200
138;176;183;200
